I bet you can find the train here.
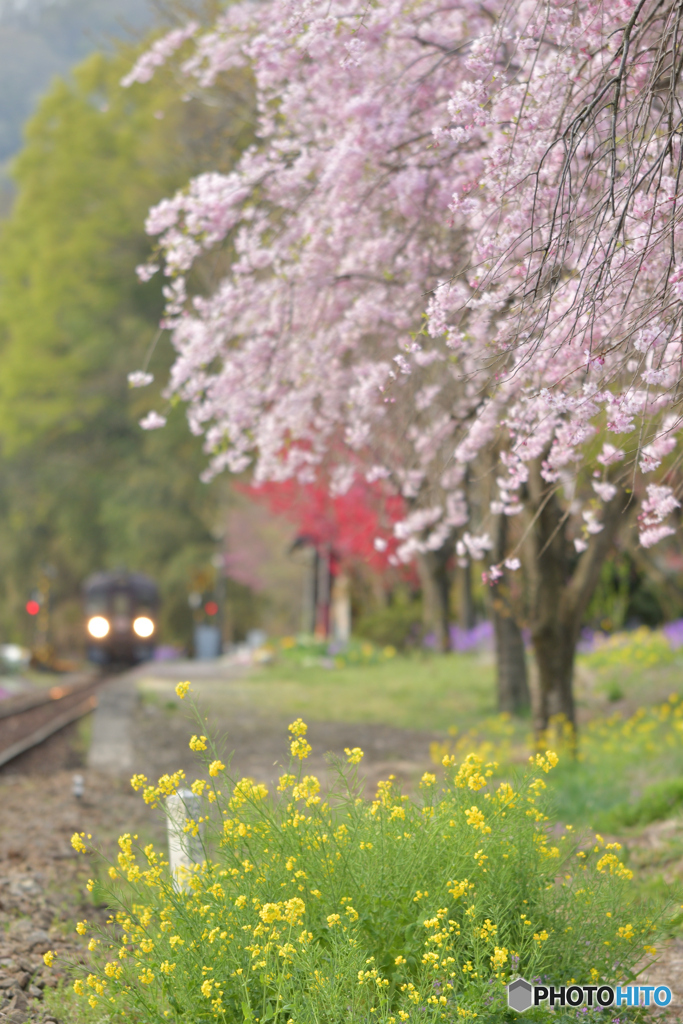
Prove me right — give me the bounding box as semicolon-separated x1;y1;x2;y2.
83;571;159;665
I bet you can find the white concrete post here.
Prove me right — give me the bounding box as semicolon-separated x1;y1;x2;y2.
166;789;204;892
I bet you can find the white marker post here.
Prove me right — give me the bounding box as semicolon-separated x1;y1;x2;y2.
166;789;203;892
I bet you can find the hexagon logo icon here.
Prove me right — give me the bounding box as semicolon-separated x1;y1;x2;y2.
507;977;533;1012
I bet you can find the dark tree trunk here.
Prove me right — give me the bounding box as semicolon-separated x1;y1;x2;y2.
493;611;530;714
417;546;453;653
456;561;475;630
524;462;627;738
491;511;529;715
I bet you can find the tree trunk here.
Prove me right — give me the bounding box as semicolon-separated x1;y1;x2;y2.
491;511;529;715
493;610;530;714
456;561;475;630
524;463;627;738
417;547;453;653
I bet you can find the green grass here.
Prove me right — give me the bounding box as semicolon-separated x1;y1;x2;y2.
242;647;683;838
144;639;683;839
243;651;498;732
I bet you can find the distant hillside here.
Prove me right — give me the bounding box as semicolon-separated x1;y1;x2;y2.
0;0;157;162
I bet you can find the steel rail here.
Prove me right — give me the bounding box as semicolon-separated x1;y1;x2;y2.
0;673;106;769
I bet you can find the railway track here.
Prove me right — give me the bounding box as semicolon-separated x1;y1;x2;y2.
0;673;105;768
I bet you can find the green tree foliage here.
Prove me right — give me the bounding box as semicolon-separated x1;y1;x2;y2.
0;39;252;650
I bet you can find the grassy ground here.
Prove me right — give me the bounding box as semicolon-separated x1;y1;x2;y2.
138;637;683;892
242;641;683;830
246;650;499;733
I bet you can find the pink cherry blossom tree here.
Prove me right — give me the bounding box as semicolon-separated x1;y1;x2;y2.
127;0;683;732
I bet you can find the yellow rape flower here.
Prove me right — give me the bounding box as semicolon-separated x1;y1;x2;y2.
201;979;213;998
175;681;191;698
130;774;147;791
344;747;364;764
490;947;508;971
596;852;633;880
43;951;54;967
284;897;306;925
189;735;207;751
160;961;176;975
209;760;225;776
73;980;85;996
420;773;436;788
455;753;487;791
292;775;320;804
448;879;471;900
531;750;559;774
465;806;491;834
139;968;154;985
290;737;312;760
288;718;307;736
327;914;341;927
260;903;283;923
71;833;87;853
76;921;87;936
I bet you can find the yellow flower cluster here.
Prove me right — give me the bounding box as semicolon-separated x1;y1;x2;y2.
530;750;560;774
490;947;508;971
465;806;491;834
344;746;364;764
71;833;87;853
453;753;493;792
229;777;268;809
292;775;320;806
288;719;312;759
68;716;656;1022
258;898;306;926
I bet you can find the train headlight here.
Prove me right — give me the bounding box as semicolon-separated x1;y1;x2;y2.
133;616;154;638
87;616;110;639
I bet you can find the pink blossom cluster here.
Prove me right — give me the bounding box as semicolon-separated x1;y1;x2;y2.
129;0;683;566
120;23;200;88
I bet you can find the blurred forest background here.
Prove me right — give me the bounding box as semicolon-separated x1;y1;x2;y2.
0;0;680;658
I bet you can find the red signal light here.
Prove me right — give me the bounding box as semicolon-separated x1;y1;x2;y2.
26;600;40;616
205;601;218;616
